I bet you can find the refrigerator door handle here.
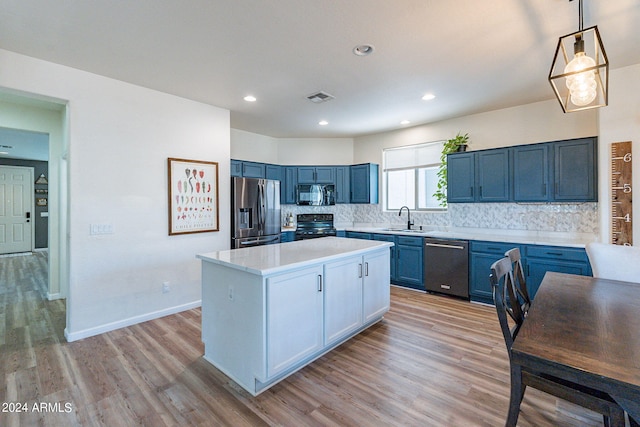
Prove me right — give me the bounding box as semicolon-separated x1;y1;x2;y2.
257;181;263;233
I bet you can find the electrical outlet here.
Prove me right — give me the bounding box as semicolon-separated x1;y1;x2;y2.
228;285;234;301
162;281;170;293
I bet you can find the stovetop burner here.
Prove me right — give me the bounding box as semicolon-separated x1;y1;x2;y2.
295;213;336;240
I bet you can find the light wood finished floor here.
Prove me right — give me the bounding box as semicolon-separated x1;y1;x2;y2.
1;252;611;426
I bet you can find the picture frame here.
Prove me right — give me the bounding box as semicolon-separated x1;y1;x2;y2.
168;157;219;235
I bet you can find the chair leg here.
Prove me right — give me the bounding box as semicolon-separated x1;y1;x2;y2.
506;365;524;427
605;408;626;427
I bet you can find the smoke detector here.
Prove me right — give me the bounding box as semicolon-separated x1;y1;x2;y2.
306;91;335;103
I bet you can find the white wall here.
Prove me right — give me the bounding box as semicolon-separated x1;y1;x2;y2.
277;138;353;165
598;63;640;244
353;98;598;165
0;49;230;341
230;128;279;163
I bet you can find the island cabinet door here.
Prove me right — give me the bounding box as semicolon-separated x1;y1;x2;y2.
363;249;391;323
323;255;364;345
266;265;324;378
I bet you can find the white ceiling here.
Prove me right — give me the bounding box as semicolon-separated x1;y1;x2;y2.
1;0;639;139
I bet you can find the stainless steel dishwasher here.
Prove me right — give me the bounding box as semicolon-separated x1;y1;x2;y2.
424;238;469;299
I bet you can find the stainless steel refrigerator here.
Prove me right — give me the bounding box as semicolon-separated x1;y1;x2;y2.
231;177;281;248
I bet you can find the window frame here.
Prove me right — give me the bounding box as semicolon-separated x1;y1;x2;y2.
383;141;446;212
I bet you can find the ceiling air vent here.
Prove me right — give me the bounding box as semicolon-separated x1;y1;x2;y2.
306;91;335;103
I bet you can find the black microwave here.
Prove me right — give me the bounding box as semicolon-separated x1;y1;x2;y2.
296;184;335;206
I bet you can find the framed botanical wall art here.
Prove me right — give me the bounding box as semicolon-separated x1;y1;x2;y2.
168;158;219;235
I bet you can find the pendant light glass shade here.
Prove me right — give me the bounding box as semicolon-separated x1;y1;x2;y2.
549;25;608;113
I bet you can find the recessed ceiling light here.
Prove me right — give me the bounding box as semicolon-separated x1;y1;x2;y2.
353;44;375;56
243;95;257;102
422;93;436;101
319;120;329;126
400;120;411;125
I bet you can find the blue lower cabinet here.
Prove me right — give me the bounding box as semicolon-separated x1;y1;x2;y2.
469;241;518;305
469;240;592;304
523;245;592;299
395;236;424;290
280;231;295;242
336;230;346;238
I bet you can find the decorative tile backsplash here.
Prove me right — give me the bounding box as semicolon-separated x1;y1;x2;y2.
282;202;598;234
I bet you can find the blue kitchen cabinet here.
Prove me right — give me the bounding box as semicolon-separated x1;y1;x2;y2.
447;153;475;203
280;231;295;242
448;149;509;203
469;241;519;305
523;245;592;299
345;231;372;240
350;163;379;204
372;234;396;281
283;166;297;204
241;161;265;178
231;160;243;177
297;166;335;184
553;137;597;201
336;230;346;238
513;144;549;202
335;166;350;204
476;149;510;202
231;159;266;178
266;164;282;181
395;236;424;290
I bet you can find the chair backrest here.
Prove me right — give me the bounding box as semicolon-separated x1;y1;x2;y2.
490;256;524;352
586;242;640;283
505;247;531;313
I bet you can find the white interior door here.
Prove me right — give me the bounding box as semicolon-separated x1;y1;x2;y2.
0;166;34;254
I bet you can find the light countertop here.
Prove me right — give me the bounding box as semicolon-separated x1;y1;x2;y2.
341;226;596;248
197;237;393;276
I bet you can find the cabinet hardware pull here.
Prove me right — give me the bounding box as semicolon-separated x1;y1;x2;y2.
318;274;322;292
425;243;465;250
365;262;369;276
546;252;562;256
358;263;363;278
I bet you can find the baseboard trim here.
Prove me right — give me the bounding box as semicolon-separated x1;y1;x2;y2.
47;292;63;301
64;300;202;342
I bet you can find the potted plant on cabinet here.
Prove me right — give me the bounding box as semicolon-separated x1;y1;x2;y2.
433;132;469;207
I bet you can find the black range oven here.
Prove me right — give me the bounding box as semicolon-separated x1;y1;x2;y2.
294;213;337;240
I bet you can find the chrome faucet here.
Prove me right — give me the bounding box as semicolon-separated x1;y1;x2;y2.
398;206;414;230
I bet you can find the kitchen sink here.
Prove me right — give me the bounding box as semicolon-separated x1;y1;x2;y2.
381;228;426;233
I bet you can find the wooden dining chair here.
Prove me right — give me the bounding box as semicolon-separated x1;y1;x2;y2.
586;242;640;283
504;248;531;315
490;257;626;427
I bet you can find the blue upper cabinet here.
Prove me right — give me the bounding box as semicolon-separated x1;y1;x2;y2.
335;166;350;204
283;166;297;204
297;166;335;184
447;153;475;203
231;160;243;177
553;137;597;201
448;137;597;204
476;149;510;202
231;159;266;178
350;163;379;204
513;144;549;202
265;164;282;181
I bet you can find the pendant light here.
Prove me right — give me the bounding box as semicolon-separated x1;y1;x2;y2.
548;0;608;113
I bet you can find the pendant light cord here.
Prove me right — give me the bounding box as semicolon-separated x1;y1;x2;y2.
570;0;584;31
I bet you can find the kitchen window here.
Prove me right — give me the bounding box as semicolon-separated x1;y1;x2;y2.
383;141;444;211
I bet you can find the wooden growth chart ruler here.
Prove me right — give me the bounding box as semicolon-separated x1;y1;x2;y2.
611;141;633;245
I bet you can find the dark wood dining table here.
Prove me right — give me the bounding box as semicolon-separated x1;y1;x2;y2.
511;272;640;423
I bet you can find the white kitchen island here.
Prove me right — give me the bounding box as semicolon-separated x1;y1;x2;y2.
197;237;393;396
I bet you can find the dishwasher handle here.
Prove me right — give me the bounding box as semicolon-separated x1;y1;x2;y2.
425;242;466;250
